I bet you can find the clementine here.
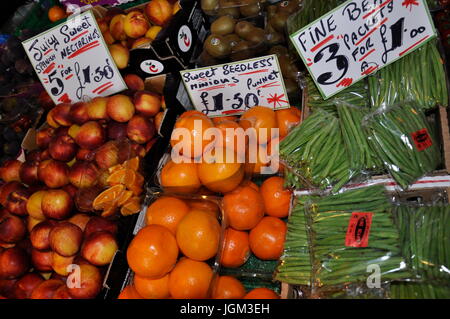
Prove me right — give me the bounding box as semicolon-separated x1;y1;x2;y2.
168;257;213;299
249;216;286;260
126;225;179;278
275;106;301;138
240;106;278;145
213;120;247;157
260;176;292;218
176;209;221;261
219;228;250;268
133;273;170;299
211;276;246;299
160;160;201;194
211;116;238;125
187;199;220;218
243;287;280;299
118;285;143;299
145;196;190;235
197;148;245;194
170;114;215;158
222;185;265;231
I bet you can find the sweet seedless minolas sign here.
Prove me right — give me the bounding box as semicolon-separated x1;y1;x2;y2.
22;10;126;104
180;55;290;118
290;0;437;99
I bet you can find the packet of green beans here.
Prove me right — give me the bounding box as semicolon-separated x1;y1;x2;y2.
279;108;357;193
275;185;412;295
363;101;442;190
393;204;450;284
368;40;449;110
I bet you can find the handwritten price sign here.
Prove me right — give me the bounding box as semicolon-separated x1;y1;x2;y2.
22;10;126;104
180;55;290;117
290;0;437;99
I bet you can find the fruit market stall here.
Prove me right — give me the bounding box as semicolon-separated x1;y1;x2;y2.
0;0;449;301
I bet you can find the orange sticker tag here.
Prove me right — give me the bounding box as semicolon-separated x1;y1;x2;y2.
345;212;373;248
411;128;433;151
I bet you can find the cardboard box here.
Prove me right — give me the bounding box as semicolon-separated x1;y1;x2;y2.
93;0;208;78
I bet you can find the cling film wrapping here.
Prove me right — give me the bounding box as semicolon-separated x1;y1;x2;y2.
275;185;412;295
393;204;450;284
363;101;442;190
368;40;449;110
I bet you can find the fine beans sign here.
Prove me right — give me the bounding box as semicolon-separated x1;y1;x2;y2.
290;0;437;99
180;55;290;117
22;10;127;104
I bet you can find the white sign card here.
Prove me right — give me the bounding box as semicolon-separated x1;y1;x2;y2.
22;10;127;104
290;0;437;99
180;55;290;117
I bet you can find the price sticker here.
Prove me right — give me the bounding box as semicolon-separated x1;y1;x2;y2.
290;0;437;99
22;10;127;104
180;55;290;117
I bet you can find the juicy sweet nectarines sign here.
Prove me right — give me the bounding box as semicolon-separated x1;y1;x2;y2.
180;55;290;118
22;10;127;104
290;0;436;99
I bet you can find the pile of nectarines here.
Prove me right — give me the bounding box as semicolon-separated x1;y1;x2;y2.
97;0;180;69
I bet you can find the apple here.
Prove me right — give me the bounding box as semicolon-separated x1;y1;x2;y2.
75;121;106;150
69;161;99;188
0;182;22;206
52;103;72;127
94;141;120;169
41;189;73;220
38;160;69;189
30;220;57;250
109;14;127;41
49;222;83;257
106;94;135;123
67;263;102;299
48;134;78;162
124;10;149;39
0;160;22;183
26;191;47;221
81;231;118;266
62;184;78;198
36;127;55;149
102;30;115;45
68;214;91;232
27;216;42;232
84;216;118;238
30;279;64;299
30;248;53;272
53;285;73;299
86;97;109;121
0;209;26;243
19;161;40;186
0;278;18;299
124;74;145;91
76;148;96;162
5;188;30;216
108;44;129;69
127;115;156;144
145;0;173;26
47;108;60;128
134;91;161;117
107;121;128;140
74;185;102;213
13;272;44;299
0;247;30;279
51;252;75;276
69;102;90;125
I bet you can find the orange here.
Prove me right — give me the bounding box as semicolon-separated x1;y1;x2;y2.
219;228;250;268
275;106;301;138
116;190;133;206
107;168;136;187
93;184;125;210
243;288;280;299
133;274;170;299
160;160;201;194
249;216;286;260
260;176;292;218
222;185;265;231
197;148;245;194
118;285;143;299
170;114;215;158
211;116;238;125
176;209;221;261
145;196;190;235
214;120;247;156
127;225;179;278
120;196;141;216
48;6;67;22
240;106;278;145
168;257;213;299
101;203;118;218
211;276;246;299
122;157;140;171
